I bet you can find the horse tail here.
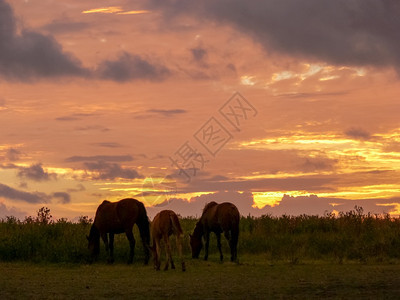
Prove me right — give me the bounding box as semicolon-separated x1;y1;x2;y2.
230;206;240;261
170;212;185;270
136;201;151;264
138;202;151;245
170;212;183;236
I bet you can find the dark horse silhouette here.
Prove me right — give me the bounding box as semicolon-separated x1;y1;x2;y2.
190;202;239;262
87;198;150;264
151;210;185;271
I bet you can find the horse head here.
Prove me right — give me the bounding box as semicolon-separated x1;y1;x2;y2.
190;222;203;258
87;225;100;261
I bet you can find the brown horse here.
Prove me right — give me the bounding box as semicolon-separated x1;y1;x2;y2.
151;210;185;271
87;198;150;264
190;202;239;262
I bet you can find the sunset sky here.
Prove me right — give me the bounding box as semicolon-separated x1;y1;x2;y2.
1;0;400;220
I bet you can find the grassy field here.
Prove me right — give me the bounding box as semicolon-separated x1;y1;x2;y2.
1;207;400;298
1;256;400;299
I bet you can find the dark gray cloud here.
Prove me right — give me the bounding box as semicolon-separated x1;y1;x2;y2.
148;0;400;70
133;108;187;119
74;125;110;132
179;172;337;194
262;194;396;216
0;1;172;82
91;142;124;148
147;191;398;218
5;148;21;161
67;184;86;193
0;183;49;203
96;52;171;82
83;161;142;180
148;109;187;116
41;19;90;35
52;192;71;204
55;113;97;121
0;202;27;220
0;0;87;81
345;127;372;140
298;157;337;172
65;155;133;163
190;46;208;67
17;163;57;181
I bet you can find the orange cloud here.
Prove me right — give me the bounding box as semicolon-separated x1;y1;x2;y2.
82;7;150;15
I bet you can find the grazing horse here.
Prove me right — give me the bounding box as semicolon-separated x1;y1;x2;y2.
151;210;185;271
87;198;150;265
190;202;240;262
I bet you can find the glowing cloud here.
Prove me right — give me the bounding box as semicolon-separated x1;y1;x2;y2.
118;10;150;15
82;7;150;15
82;6;123;14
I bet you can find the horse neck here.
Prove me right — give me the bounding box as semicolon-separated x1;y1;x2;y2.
193;221;204;238
89;224;100;239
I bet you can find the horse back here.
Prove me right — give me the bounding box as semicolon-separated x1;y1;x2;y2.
152;210;183;238
94;198;144;233
116;198;144;226
216;202;240;232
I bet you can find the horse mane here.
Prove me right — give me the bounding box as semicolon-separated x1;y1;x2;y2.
202;201;218;216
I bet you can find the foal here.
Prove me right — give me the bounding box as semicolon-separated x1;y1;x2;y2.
151;210;185;271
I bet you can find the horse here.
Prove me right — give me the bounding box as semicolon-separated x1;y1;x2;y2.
87;198;150;265
190;201;240;262
151;210;185;271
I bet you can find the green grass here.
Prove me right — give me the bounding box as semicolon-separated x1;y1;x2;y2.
1;256;400;299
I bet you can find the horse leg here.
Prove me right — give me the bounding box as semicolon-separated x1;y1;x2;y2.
163;235;173;271
108;233;115;264
154;238;161;271
231;229;239;262
100;233;111;262
101;233;108;252
125;230;136;264
204;231;210;261
176;233;185;271
216;232;223;262
224;230;234;262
